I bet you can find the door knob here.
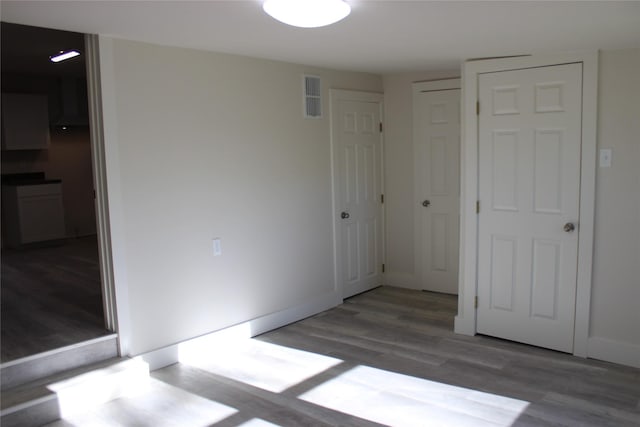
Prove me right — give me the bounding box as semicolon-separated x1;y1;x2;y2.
341;212;350;219
422;200;431;207
563;222;576;233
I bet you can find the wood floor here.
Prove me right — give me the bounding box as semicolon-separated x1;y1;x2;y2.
1;236;111;362
46;286;640;426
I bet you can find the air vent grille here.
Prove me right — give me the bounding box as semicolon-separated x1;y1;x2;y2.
303;75;321;118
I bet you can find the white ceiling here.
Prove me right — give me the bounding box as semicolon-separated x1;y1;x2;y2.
2;1;639;74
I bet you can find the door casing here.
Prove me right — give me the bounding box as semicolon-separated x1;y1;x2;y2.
455;52;598;357
85;35;116;333
85;35;133;356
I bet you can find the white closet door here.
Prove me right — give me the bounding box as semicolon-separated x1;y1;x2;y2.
414;86;460;294
332;92;384;299
476;63;582;353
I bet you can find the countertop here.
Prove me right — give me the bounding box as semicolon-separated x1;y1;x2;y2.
1;172;62;186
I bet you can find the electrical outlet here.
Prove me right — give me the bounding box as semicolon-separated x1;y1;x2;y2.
213;238;222;256
599;149;612;168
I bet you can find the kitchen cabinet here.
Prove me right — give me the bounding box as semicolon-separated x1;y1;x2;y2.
2;181;66;246
1;93;51;150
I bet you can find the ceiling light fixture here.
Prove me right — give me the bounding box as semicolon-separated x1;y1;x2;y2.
263;0;351;28
50;50;80;63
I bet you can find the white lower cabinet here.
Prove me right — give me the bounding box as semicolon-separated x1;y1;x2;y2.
2;183;66;246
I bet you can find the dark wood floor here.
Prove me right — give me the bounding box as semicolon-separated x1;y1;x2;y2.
1;236;111;362
49;286;640;426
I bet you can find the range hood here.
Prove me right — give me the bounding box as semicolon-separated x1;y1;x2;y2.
51;77;89;127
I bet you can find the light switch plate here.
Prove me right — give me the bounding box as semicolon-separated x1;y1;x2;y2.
213;238;222;256
599;149;612;168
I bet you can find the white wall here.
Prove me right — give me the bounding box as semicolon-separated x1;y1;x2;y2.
101;38;382;356
382;71;459;289
588;48;640;367
101;39;638;367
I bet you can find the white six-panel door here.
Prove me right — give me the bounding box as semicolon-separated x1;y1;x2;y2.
331;91;384;299
413;83;461;294
476;63;582;353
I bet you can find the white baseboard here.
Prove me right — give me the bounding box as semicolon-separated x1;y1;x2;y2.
587;336;640;369
383;272;417;289
138;346;179;371
140;291;341;371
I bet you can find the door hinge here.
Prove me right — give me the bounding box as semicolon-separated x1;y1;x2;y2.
379;122;383;133
476;200;480;213
93;189;96;200
382;263;385;273
381;194;384;204
476;101;480;115
474;296;478;309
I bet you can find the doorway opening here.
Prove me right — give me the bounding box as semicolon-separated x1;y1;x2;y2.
1;22;113;362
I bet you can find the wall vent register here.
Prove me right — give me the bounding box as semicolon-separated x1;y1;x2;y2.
303;75;322;118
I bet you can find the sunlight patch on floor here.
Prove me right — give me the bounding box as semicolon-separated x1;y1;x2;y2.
47;359;150;418
178;337;342;393
179;336;530;426
50;378;238;426
238;418;282;427
298;365;530;427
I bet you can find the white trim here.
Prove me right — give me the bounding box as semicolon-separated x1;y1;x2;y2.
456;52;598;359
573;52;598;357
413;78;461;93
137;346;179;372
139;291;340;371
94;36;133;357
329;89;385;299
85;35;118;334
587;337;640;369
412;79;461;294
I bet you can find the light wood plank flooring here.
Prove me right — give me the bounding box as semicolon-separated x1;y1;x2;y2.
49;286;639;426
1;236;111;362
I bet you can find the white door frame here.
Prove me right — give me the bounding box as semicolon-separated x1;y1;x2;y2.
85;35;131;356
85;35;115;332
329;89;385;299
413;78;460;293
455;51;598;357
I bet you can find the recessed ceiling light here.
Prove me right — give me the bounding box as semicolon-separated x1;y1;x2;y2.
263;0;351;28
50;50;81;63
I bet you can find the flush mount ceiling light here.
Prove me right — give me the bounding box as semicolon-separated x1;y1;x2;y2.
263;0;351;28
50;50;80;63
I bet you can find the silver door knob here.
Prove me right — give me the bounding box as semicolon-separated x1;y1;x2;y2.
422;200;431;207
564;222;576;233
341;212;350;219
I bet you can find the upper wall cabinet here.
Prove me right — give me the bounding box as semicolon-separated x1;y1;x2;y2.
1;93;51;150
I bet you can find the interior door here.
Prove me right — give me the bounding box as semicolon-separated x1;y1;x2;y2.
413;84;460;294
476;63;582;353
332;91;383;299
